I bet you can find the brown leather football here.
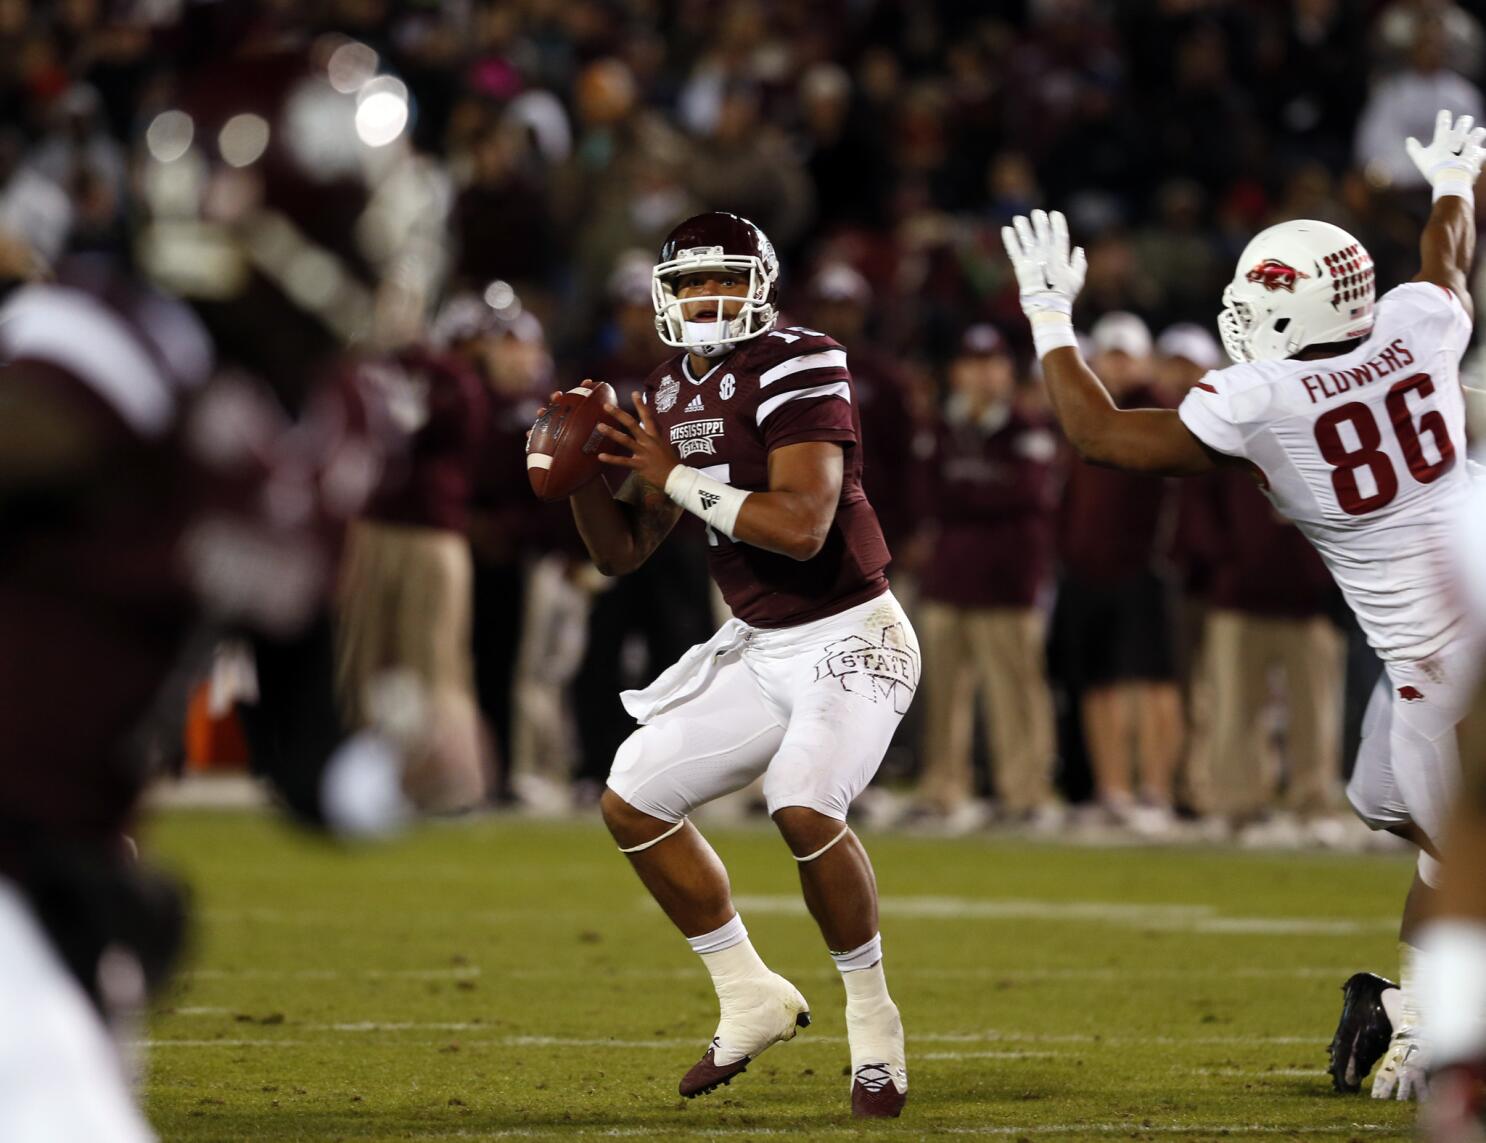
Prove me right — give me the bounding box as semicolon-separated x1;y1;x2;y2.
526;381;621;501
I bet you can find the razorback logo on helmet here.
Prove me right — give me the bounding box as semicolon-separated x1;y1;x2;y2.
1398;685;1425;702
1246;259;1310;293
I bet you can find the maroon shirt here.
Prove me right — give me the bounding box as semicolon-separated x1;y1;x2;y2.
1057;383;1173;583
849;345;917;555
641;325;890;627
0;275;385;858
365;346;488;534
1181;468;1336;618
917;401;1060;608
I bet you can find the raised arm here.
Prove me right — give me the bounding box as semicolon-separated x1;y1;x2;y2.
1001;210;1220;477
1406;109;1485;312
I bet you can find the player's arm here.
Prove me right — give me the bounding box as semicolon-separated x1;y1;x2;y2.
1038;347;1218;475
569;471;682;577
732;441;841;560
1407;109;1484;312
1001;211;1220;476
531;379;678;577
597;394;842;561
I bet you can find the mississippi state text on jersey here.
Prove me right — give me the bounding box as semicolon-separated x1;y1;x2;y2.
1178;282;1472;661
642;325;890;627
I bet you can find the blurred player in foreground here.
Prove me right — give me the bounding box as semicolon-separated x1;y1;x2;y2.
1419;476;1486;1139
0;37;439;1138
1001;110;1483;1103
548;212;916;1116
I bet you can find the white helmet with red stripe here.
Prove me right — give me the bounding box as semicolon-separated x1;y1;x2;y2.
1217;220;1375;363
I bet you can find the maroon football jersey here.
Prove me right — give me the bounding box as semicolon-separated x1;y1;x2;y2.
0;272;386;861
641;325;890;627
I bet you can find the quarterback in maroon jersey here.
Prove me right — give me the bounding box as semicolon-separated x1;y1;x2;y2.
550;212;917;1117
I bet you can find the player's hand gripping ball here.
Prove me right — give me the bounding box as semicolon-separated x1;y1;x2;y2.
526;381;622;501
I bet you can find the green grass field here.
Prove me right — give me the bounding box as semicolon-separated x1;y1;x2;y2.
141;810;1419;1141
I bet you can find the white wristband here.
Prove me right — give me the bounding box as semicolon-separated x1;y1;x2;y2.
1030;311;1079;359
1433;169;1476;203
664;465;749;540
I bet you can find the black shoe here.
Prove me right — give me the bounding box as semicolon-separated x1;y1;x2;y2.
1328;971;1396;1093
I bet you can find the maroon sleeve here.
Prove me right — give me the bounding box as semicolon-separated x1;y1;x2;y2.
749;334;857;451
762;391;857;450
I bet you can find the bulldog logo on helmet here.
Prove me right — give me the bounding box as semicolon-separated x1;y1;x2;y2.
1246;259;1310;292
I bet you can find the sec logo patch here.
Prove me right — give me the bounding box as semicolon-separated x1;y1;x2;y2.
720;373;736;401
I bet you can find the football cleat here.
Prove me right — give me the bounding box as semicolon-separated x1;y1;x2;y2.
1422;1061;1486;1143
851;1062;908;1118
1328;972;1396;1092
679;973;810;1098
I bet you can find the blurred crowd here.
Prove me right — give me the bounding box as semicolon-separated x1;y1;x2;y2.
7;0;1486;840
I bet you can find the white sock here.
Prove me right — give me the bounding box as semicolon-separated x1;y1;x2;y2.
836;934;905;1089
691;916;804;1066
1420;919;1486;1066
1381;941;1425;1032
688;914;748;956
693;917;771;997
832;934;883;975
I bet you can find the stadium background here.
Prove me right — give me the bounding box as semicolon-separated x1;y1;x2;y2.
4;0;1483;1137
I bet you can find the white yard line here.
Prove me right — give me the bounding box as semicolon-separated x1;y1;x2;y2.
187;966;481;980
194;897;1396;936
140;1030;1322;1048
305;1126;1402;1140
732;895;1395;935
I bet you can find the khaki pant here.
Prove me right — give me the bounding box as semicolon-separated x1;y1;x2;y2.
917;602;1056;813
337;520;486;811
1188;610;1343;817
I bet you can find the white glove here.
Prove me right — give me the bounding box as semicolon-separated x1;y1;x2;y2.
1371;1026;1429;1100
1406;109;1486;202
1000;209;1086;358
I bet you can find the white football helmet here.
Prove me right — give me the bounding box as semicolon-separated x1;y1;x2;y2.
1217;220;1375;363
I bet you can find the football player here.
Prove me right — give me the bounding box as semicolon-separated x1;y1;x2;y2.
1417;465;1486;1138
0;39;435;1137
549;212;915;1117
1000;110;1484;1103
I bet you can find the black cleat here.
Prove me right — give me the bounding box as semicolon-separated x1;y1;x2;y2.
1328;971;1396;1092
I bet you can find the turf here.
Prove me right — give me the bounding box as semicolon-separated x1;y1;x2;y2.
141;810;1418;1141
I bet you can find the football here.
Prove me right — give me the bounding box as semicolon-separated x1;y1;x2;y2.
526;381;622;501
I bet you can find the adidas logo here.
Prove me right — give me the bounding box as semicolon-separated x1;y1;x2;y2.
684;395;704;413
699;490;720;510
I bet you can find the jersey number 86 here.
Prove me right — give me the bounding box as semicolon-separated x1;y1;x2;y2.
1313;373;1456;515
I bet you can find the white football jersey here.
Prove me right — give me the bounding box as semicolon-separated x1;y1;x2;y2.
1179;282;1473;662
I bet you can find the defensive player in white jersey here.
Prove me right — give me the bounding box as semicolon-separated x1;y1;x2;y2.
1001;109;1484;1103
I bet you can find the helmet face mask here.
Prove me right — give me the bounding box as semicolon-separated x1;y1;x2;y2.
652;214;779;357
1217;220;1376;364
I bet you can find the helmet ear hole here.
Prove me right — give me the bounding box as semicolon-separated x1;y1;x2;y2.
1273;318;1291;333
